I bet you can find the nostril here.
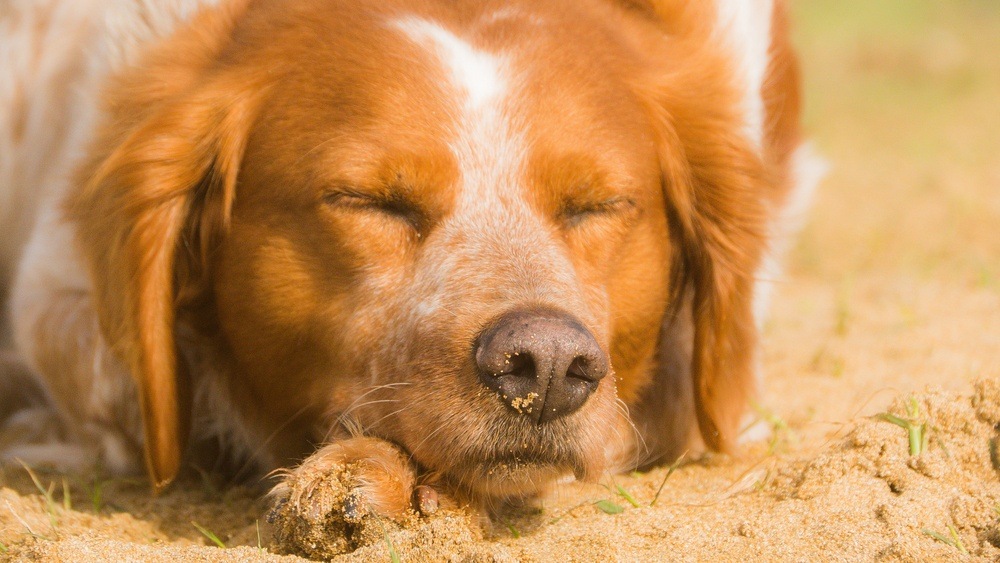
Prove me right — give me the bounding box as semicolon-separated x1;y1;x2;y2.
566;356;589;381
478;349;537;404
497;352;534;378
565;353;608;384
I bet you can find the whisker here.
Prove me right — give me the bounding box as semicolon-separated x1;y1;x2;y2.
336;382;413;421
292;136;342;169
358;405;411;434
332;398;401;427
324;381;414;438
614;397;648;470
324;398;403;443
436;304;462;319
405;423;448;465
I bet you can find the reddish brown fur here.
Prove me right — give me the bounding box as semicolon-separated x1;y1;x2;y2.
9;0;806;515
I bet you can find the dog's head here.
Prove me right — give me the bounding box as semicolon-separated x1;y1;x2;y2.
70;0;767;498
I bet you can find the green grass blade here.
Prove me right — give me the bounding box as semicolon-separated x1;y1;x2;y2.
89;480;104;513
923;527;967;554
594;500;624;514
877;412;926;456
909;423;924;456
18;460;58;518
988;436;999;472
386;535;401;563
947;525;968;555
548;501;589;525
370;512;401;563
191;521;226;548
650;451;687;507
922;528;952;544
877;412;908;428
615;484;641;508
61;478;71;511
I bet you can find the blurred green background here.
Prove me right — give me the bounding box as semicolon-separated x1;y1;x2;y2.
790;0;1000;286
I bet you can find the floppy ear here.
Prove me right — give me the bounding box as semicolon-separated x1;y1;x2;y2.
68;85;255;490
638;40;771;453
664;126;767;454
65;0;256;492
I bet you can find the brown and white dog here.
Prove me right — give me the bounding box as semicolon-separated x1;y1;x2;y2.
0;0;822;519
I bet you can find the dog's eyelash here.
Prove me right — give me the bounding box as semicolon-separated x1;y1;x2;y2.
323;191;424;228
560;197;637;225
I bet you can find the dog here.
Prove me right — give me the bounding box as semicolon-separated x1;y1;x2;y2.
1;0;822;522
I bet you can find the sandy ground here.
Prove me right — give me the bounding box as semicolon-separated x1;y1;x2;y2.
2;0;999;560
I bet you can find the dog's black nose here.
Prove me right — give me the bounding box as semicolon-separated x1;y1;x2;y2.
475;308;609;424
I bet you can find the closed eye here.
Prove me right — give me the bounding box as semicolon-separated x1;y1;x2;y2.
323;190;424;229
560;196;637;226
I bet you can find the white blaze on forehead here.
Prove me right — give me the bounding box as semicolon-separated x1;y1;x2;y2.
393;17;505;110
713;0;774;151
391;16;523;209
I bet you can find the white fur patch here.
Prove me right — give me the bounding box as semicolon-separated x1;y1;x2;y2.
99;0;228;72
394;18;504;110
483;7;544;27
713;0;774;150
391;17;524;211
1;0;226;295
753;142;827;327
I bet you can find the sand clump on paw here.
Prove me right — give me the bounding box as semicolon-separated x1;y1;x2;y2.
266;453;516;562
269;478;515;562
268;458;361;558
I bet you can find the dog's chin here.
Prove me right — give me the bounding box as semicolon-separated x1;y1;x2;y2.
429;428;606;501
446;455;581;502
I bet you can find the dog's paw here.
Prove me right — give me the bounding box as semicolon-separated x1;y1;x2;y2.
267;437;442;558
